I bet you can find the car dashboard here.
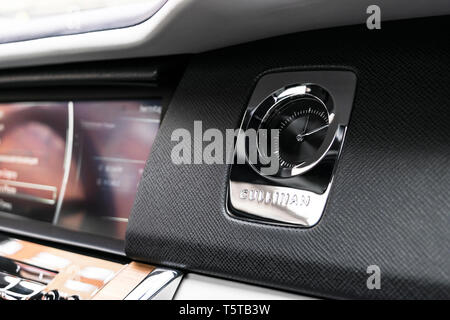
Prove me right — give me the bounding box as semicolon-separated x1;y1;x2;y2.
0;2;449;302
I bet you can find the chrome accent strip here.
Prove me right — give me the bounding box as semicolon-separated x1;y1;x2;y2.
124;268;183;300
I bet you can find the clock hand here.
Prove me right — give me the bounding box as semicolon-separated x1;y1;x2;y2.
301;108;311;134
296;124;328;141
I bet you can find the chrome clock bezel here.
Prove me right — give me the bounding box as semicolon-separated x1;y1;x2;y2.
244;83;336;178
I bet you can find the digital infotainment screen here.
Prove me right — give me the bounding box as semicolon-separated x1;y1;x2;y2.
0;100;162;239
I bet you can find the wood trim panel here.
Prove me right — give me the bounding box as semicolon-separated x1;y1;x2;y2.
0;238;154;300
92;262;154;300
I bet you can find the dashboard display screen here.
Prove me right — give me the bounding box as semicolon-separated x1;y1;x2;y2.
0;100;162;239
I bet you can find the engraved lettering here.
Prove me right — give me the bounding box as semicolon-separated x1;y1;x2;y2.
278;193;289;207
272;191;279;206
264;191;272;204
302;195;310;206
257;190;264;203
289;194;298;206
239;188;311;208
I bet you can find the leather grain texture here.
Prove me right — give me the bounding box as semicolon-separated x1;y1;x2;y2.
126;17;450;299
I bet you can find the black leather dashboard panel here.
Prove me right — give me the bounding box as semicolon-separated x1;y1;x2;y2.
126;17;450;299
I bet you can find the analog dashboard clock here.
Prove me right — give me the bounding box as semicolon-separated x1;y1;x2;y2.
245;83;335;178
228;71;356;227
264;97;329;168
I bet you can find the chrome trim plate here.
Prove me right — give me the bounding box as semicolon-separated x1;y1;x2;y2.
125;268;183;300
228;71;356;227
230;181;330;227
